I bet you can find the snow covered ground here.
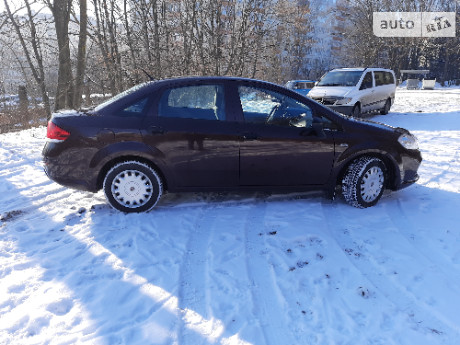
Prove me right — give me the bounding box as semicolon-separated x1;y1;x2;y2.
1;88;460;345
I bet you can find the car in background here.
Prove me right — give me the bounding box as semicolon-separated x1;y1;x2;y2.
43;76;421;212
285;80;316;96
308;68;396;117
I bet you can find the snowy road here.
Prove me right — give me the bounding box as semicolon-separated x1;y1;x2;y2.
1;88;460;344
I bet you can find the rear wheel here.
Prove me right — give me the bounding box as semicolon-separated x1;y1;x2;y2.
380;99;391;115
342;157;386;208
103;161;163;213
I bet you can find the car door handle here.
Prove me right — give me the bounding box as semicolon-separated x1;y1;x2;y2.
241;133;258;140
150;126;164;134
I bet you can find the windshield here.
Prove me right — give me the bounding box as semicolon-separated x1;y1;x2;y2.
94;81;155;112
317;70;363;87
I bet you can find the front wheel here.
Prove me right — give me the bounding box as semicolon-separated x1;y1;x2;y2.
380;99;391;115
342;157;386;208
103;161;163;213
352;103;361;118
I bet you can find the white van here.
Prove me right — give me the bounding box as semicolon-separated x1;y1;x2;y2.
307;68;396;117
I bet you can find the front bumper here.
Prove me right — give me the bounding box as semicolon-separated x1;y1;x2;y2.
326;105;353;116
310;98;353;115
393;152;422;190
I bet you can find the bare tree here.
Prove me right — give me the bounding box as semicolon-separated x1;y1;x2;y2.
2;0;52;118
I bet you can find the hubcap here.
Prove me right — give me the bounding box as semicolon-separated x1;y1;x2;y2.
360;166;384;202
111;170;153;208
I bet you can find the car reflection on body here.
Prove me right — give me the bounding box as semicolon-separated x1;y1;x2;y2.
43;77;421;212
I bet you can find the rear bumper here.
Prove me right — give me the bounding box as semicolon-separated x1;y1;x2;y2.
43;156;99;192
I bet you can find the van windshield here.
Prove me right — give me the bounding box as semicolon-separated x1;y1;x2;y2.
317;70;364;87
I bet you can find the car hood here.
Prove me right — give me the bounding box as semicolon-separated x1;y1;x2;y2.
343;115;410;135
308;86;354;98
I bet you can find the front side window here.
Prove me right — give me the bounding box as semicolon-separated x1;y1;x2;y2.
360;72;373;89
238;86;314;128
158;84;225;121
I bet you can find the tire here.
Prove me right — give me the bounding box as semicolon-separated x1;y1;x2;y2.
352;103;361;118
103;161;163;213
380;99;391;115
342;156;386;208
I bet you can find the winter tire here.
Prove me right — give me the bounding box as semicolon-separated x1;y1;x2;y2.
352;103;361;118
342;156;386;208
103;161;163;213
380;99;391;115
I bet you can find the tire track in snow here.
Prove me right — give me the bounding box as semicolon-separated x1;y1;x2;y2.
386;199;460;287
244;196;297;345
177;196;221;345
322;201;460;339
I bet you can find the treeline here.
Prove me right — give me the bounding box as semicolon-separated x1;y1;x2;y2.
0;0;315;117
337;0;460;83
1;0;459;121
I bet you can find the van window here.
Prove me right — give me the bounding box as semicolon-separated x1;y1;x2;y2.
374;71;385;86
360;72;373;89
384;72;395;84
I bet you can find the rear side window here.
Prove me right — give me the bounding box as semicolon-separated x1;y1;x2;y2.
114;97;150;117
374;71;385;86
384;72;395;84
158;85;225;121
375;71;395;86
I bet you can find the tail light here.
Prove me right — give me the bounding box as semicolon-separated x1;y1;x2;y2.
47;121;70;141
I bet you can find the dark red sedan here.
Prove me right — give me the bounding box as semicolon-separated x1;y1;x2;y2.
43;77;421;212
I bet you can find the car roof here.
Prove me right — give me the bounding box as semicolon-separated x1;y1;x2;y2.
287;80;316;83
330;68;393;72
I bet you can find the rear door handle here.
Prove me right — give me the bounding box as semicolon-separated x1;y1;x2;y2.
150;126;164;134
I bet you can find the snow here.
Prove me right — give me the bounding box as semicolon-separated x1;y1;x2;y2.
1;88;460;344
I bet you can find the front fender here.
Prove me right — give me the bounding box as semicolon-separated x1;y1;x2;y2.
332;145;402;189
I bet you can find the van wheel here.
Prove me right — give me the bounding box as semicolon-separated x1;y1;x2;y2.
380;99;391;115
352;103;361;117
103;161;163;213
342;157;386;208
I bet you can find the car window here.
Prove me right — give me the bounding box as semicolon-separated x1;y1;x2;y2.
238;86;314;128
115;97;150;117
158;84;225;121
384;71;395;84
317;71;363;87
374;71;385;86
360;72;373;89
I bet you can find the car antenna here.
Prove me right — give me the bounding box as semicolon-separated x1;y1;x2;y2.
140;68;155;81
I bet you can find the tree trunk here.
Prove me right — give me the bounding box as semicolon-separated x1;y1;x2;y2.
73;0;88;109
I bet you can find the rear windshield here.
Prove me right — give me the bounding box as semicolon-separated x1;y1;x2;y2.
317;71;363;87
